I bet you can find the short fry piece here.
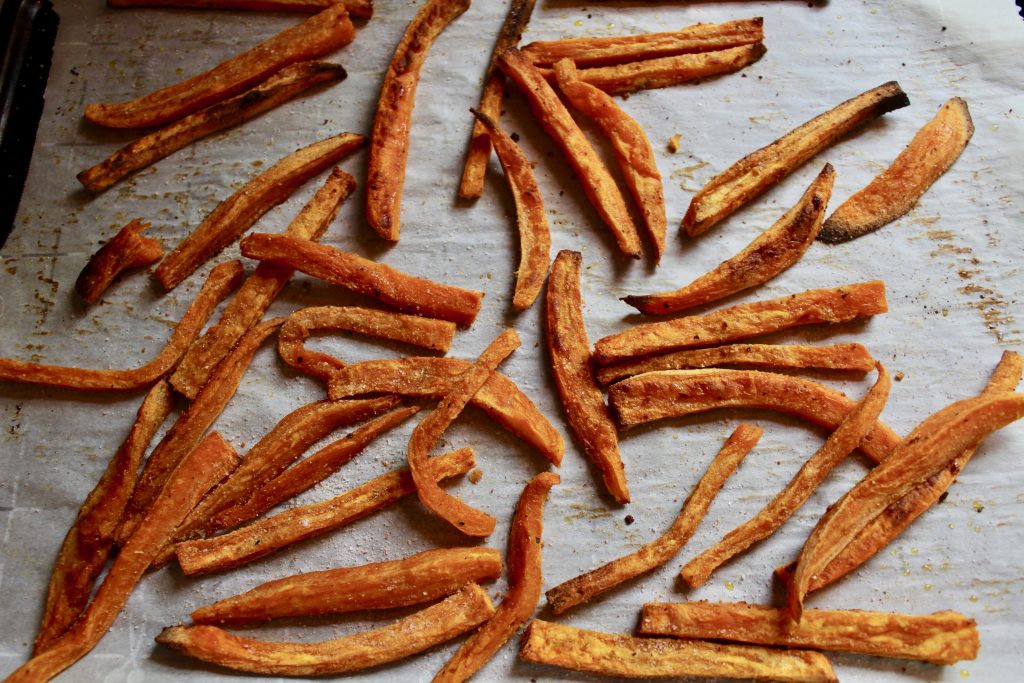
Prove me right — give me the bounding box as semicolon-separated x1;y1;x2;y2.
74;220;163;303
546;425;759;615
639;603;979;665
157;583;495;676
518;620;837;682
366;0;470;240
107;0;374;18
683;81;910;236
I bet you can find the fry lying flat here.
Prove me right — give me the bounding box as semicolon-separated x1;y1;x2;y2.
74;219;163;303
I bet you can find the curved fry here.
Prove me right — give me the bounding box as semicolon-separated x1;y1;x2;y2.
74;219;163;303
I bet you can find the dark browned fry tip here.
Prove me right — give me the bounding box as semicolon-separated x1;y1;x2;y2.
817;218;858;244
469;108;496;130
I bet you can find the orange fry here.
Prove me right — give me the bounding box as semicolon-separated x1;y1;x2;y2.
107;0;374;17
546;425;758;615
74;219;163;303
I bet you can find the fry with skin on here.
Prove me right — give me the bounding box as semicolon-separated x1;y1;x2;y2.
545;425;759;615
434;472;559;682
0;260;242;391
683;82;909;237
366;0;470;241
74;219;163;303
84;4;354;129
107;0;374;18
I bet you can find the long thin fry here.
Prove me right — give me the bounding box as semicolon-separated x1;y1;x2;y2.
74;219;164;303
107;0;374;17
546;425;759;615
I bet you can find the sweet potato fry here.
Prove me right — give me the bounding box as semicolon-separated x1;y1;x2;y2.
84;5;354;129
546;250;628;503
155;132;364;290
107;0;374;18
682;81;910;236
545;425;758;615
366;0;470;241
553;60;667;261
240;233;484;326
157;583;494;676
627;164;834;313
594;280;888;366
277;306;457;382
175;447;475;575
639;602;979;665
74;219;163;303
499;47;642;259
820;98;974;243
0;260;242;391
470;109;550;308
434;471;559;682
680;365;889;589
458;0;537;200
518;620;837;682
608;369;901;464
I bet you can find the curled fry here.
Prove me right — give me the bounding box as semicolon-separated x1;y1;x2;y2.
74;219;163;303
107;0;374;17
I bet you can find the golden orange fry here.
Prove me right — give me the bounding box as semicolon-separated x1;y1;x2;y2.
545;425;759;615
107;0;374;17
74;219;164;303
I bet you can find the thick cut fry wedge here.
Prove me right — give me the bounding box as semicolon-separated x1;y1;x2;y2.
627;164;834;313
434;472;558;682
546;250;628;503
326;357;563;464
594;280;888;366
820;98;974;243
518;620;837;682
459;0;537;200
788;392;1024;621
6;433;238;683
278;306;456;382
546;425;758;615
84;5;354;129
680;365;890;589
107;0;374;17
0;260;242;391
554;61;667;262
366;0;470;241
240;233;484;326
74;219;163;303
596;343;875;386
470;110;550;309
192;547;500;624
175;447;474;575
608;369;900;464
499;47;642;259
170;167;355;399
409;330;520;537
155;133;363;290
683;82;909;236
158;584;494;676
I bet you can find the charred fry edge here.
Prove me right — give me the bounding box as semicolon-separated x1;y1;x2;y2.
74;220;164;303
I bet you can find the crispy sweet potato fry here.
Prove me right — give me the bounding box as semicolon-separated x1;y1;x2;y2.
680;365;890;589
518;620;837;682
155;132;363;290
499;47;642;259
434;471;559;682
158;584;494;676
554;60;667;262
74;219;164;303
546;250;628;503
820;98;974;243
639;602;979;665
470;109;550;308
175;447;475;575
683;82;910;236
240;233;484;326
366;0;470;240
0;260;242;391
107;0;374;17
84;5;354;129
594;280;888;366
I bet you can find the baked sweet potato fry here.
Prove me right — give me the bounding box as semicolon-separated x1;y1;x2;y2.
84;5;354;129
0;260;242;391
518;620;837;682
594;280;888;366
366;0;470;241
639;603;979;665
683;81;910;236
74;219;163;303
820;98;974;243
546;424;759;615
240;233;484;326
107;0;374;17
